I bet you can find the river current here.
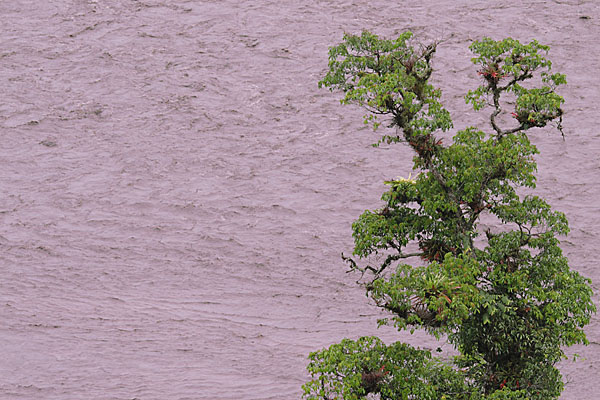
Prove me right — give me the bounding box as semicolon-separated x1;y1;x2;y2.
1;1;598;399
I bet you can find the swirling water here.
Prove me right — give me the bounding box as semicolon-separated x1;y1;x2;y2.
1;1;599;399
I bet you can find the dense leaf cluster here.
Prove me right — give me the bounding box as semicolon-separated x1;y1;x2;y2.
305;336;478;400
304;31;595;400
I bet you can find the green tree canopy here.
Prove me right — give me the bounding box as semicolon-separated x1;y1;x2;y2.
304;31;595;400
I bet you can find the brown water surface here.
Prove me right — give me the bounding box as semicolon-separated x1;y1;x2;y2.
1;1;599;399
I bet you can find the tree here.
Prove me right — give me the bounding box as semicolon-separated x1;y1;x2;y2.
303;31;595;400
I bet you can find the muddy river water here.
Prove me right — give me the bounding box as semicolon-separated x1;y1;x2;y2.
1;1;599;399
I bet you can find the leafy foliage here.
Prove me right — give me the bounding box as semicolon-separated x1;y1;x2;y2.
305;31;595;399
304;336;478;400
318;30;452;144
